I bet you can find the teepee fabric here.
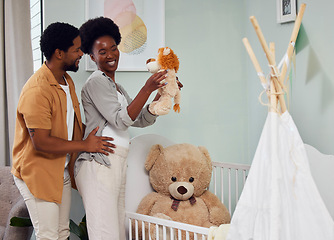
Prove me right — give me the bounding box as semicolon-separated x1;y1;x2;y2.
227;111;334;240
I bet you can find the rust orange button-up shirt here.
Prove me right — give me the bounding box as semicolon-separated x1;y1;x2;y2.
12;63;83;203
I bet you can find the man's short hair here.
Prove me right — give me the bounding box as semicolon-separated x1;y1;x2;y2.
40;22;79;61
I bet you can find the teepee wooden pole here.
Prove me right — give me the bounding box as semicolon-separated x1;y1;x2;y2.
272;74;286;113
269;42;278;112
242;38;267;88
279;3;306;85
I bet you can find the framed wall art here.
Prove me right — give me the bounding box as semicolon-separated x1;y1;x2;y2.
276;0;297;23
85;0;165;71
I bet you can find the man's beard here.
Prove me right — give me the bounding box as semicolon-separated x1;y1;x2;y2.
65;61;79;72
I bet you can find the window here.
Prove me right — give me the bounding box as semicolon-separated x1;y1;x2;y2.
30;0;43;72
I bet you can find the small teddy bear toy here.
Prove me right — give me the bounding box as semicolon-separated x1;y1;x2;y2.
146;47;181;115
136;143;231;239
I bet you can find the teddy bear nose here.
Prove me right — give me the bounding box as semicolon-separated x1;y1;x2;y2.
177;186;187;195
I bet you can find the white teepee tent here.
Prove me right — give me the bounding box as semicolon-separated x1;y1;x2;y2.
227;4;334;240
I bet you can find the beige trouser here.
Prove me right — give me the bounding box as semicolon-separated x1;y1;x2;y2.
13;175;72;240
75;146;128;240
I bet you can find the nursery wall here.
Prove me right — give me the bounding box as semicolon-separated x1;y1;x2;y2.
44;0;334;160
44;0;249;164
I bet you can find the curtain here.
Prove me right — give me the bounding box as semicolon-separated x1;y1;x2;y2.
0;0;33;166
0;0;6;166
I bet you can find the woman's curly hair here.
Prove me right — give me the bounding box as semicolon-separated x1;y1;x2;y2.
40;22;79;61
79;17;121;54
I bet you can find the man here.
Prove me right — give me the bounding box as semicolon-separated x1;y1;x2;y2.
11;22;115;240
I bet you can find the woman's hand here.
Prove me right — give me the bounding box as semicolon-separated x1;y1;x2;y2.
143;70;168;93
127;70;167;121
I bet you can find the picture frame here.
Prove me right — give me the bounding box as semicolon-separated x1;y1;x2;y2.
276;0;297;23
85;0;165;71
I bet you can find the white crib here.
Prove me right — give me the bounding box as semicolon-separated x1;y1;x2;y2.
124;134;250;240
124;134;334;240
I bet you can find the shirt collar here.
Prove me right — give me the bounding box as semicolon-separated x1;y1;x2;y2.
97;70;114;83
42;62;71;89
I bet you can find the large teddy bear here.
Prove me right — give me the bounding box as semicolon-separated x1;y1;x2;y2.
146;47;181;115
136;143;230;239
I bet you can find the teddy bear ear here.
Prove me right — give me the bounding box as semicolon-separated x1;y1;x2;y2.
198;146;212;167
146;58;155;64
163;47;171;55
145;144;164;171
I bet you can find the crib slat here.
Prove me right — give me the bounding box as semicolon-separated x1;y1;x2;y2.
163;225;167;239
228;168;232;214
129;219;132;240
243;169;247;184
142;220;145;239
156;224;160;240
135;220;139;240
186;230;190;240
170;227;174;240
178;229;182;240
213;166;217;195
220;167;224;204
235;169;239;206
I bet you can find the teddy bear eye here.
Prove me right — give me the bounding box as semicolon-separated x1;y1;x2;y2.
189;177;194;182
171;177;177;182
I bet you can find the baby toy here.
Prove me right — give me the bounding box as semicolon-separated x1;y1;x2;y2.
146;47;181;115
136;143;230;239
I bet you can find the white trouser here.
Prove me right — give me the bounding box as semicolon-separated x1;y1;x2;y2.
75;146;128;240
13;175;72;240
